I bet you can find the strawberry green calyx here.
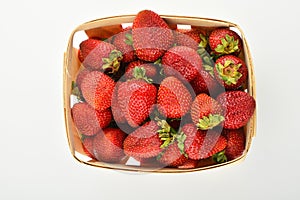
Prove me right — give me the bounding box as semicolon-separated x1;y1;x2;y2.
156;118;187;157
176;131;188;157
71;81;84;101
204;65;214;77
197;47;214;76
197;47;206;55
212;150;227;163
215;34;240;54
197;114;224;130
102;50;123;73
199;33;208;48
216;60;242;85
132;67;153;83
157;119;177;148
154;58;165;76
124;33;133;46
154;58;162;66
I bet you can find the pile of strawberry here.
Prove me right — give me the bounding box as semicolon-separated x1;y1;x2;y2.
71;10;256;169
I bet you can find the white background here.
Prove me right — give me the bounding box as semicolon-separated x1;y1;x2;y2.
1;0;299;199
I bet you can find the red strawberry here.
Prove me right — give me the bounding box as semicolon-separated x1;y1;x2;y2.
223;128;246;160
157;76;193;118
214;55;248;90
111;82;126;124
191;70;222;95
78;38;100;64
177;159;198;169
113;29;136;63
126;60;145;72
93;128;127;163
78;38;123;72
72;69;90;101
71;102;112;136
217;91;256;129
125;61;157;79
162;46;203;82
209;28;242;55
182;124;227;160
82;136;96;159
157;142;188;167
81;71;115;111
175;29;200;50
190;93;224;130
117;68;157;127
175;29;208;50
132;10;174;62
123;121;162;159
75;68;90;91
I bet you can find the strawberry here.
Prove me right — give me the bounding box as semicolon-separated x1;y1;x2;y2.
81;71;115;111
111;82;126;124
118;67;157;127
132;10;174;62
82;136;96;159
214;55;248;90
190;93;224;130
113;29;136;63
157;142;188;167
223;128;246;160
75;68;90;91
182;124;227;160
175;29;208;50
175;29;200;50
123;121;162;159
78;38;100;64
177;159;198;169
93;128;127;163
125;60;146;73
72;69;90;101
212;128;246;163
157;76;193;118
216;91;256;129
71;102;112;136
162;46;203;82
154;119;192;167
209;28;242;56
78;38;123;72
191;70;222;96
125;61;157;80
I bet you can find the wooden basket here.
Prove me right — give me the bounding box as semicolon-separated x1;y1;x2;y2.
63;14;256;173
